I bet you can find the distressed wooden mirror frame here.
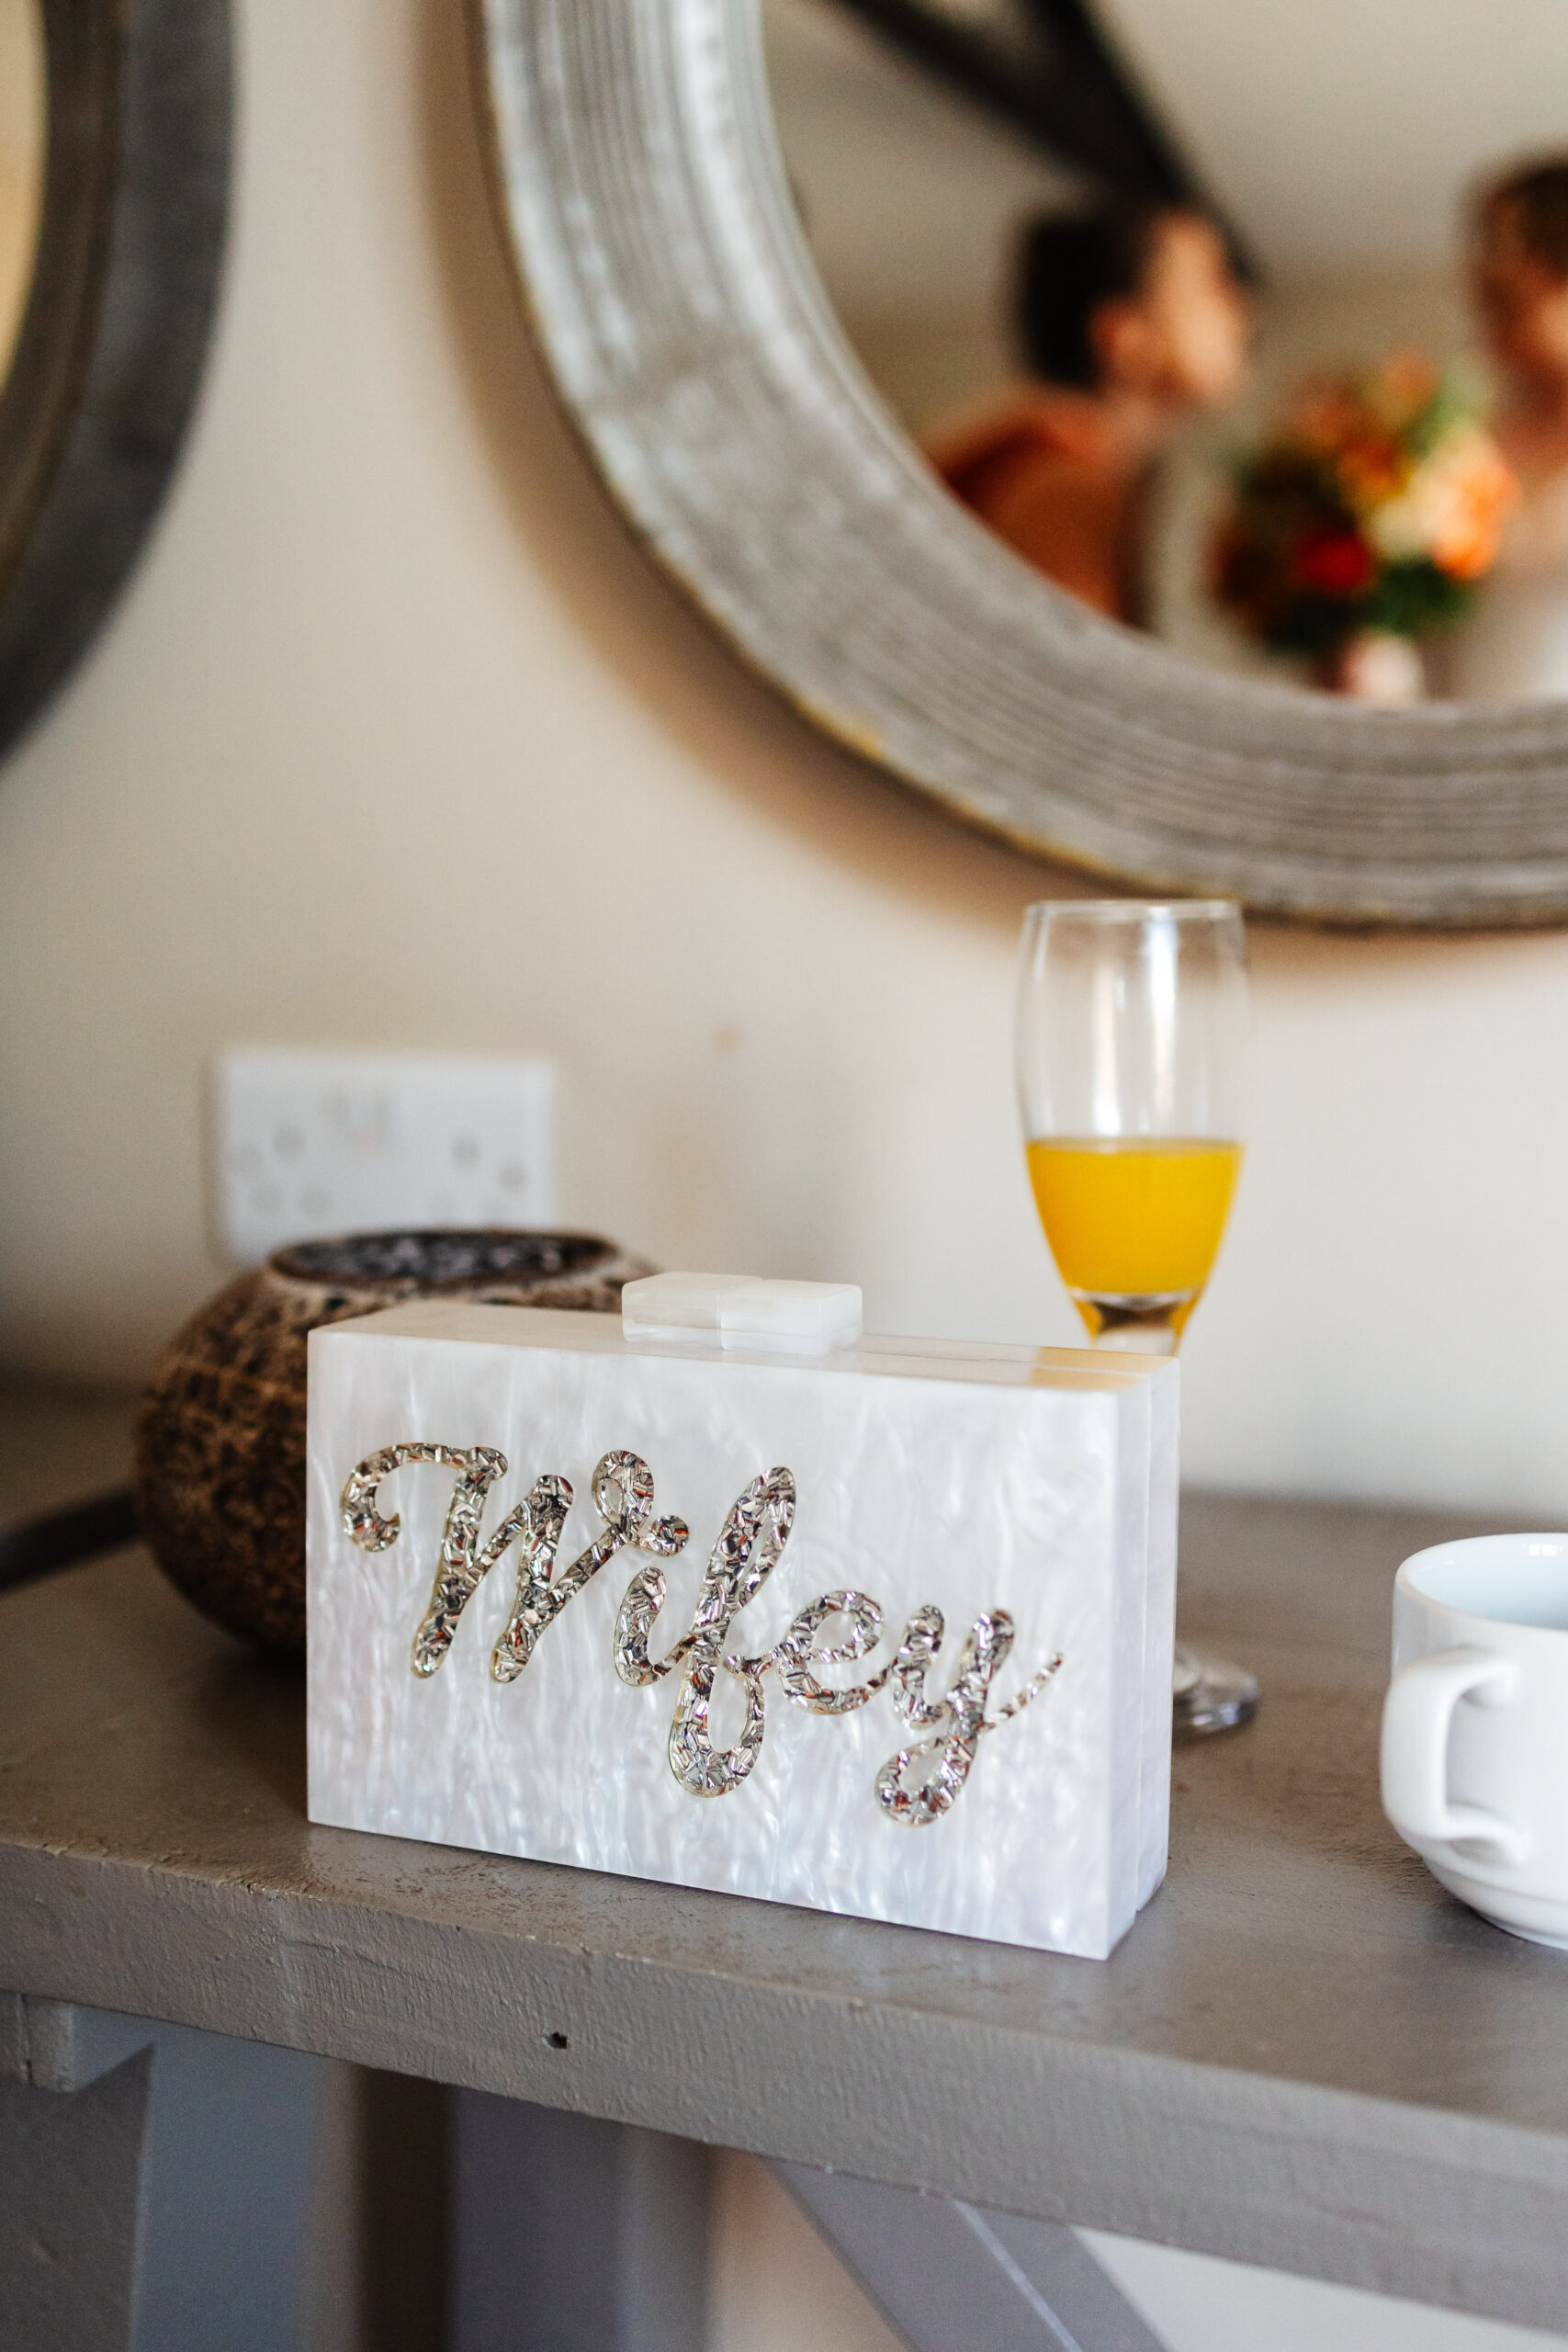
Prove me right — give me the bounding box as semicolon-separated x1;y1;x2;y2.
476;0;1568;928
0;0;230;759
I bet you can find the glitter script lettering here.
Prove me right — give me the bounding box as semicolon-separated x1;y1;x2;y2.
341;1446;1062;1825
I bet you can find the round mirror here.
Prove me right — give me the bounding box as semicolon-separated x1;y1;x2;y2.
0;0;44;394
478;0;1568;926
0;0;230;763
763;0;1568;712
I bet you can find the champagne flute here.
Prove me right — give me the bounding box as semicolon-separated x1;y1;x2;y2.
1015;899;1256;1735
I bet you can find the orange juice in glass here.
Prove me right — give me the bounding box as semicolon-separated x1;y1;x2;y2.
1025;1135;1243;1345
1016;900;1253;1730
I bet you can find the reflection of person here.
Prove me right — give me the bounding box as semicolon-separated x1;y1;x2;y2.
923;205;1251;623
1452;162;1568;698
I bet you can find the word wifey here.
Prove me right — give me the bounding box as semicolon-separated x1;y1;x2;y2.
341;1443;1063;1826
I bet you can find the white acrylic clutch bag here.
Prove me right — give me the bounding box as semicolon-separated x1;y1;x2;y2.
306;1276;1179;1959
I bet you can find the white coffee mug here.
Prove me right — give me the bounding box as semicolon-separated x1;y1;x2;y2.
1382;1533;1568;1948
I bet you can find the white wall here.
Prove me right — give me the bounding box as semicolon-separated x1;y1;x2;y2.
4;5;1568;2342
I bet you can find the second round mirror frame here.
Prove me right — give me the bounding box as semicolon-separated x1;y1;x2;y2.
473;0;1568;930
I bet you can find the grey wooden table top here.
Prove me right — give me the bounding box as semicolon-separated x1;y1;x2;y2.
3;1438;1566;2330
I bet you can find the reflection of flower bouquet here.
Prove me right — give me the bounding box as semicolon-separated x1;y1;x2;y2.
1212;355;1517;682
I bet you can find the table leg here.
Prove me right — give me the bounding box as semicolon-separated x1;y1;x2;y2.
777;2161;1168;2352
446;2095;1166;2352
450;2092;710;2351
0;1995;326;2352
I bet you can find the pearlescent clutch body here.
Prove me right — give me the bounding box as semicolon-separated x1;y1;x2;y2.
306;1304;1178;1958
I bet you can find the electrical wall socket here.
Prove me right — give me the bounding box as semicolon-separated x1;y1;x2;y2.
212;1047;556;1267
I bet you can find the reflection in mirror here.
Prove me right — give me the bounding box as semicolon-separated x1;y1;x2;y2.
763;0;1568;705
0;0;44;389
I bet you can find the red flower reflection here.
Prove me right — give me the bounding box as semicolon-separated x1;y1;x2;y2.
1295;527;1373;598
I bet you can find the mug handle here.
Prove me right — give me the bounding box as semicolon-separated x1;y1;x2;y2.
1380;1647;1529;1863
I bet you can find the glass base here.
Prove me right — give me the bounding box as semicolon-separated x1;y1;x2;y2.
1068;1290;1193;1354
1173;1643;1258;1736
